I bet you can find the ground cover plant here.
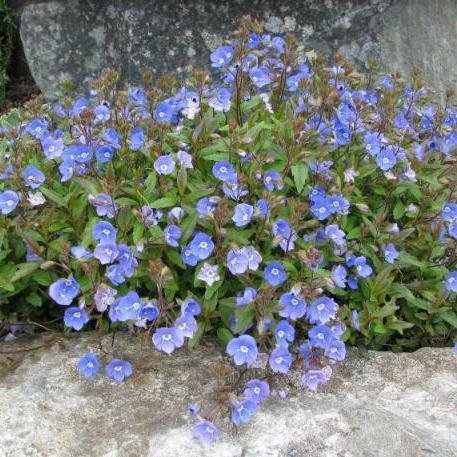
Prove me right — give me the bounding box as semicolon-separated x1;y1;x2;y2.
0;18;456;443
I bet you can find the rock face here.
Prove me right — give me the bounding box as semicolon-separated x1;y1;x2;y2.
0;333;456;457
17;0;457;100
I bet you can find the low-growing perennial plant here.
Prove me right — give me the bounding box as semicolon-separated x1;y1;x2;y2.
0;18;456;443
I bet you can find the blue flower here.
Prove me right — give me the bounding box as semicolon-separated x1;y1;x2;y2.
231;399;258;425
0;190;19;214
92;221;117;245
263;170;283;191
376;147;397;171
58;159;74;182
174;314;198;338
269;347;292;374
141;205;162;226
139;301;159;321
88;193;117;218
197;262;220;287
152;327;185;354
271;36;285;53
70;97;89;117
210;45;234;68
243;379;270;403
196;196;219;218
23;165;45;189
192;420;221;445
129;87;148;106
64;307;89;330
105;359;133;383
274;320;295;347
113;291;143;321
222;181;248;200
309;325;333;349
181;245;199;266
77;353;100;378
384;243;399;264
106;264;126;286
324;224;346;245
351;310;361;330
444;271;457;292
331;265;347;288
177;150;193;169
94;243;118;265
308;296;338;325
128;126;146;151
347;255;373;278
94;283;117;312
302;368;331;392
255;198;270;219
208;87;232;112
164;224;182;247
25;118;49;139
103;128;121;149
236;287;257;307
116;245;138;277
189;232;214;260
154;98;178;124
249;67;271;87
226;334;258;366
181;298;201;316
227;248;249;275
49;277;80;306
212;161;237;182
324;339;346;361
347;276;359;289
241;246;262;271
232;203;254;227
187;403;200;416
310;197;334;220
93;104;110;123
95;145;115;163
279;291;307;320
328;195;350;215
263;261;287;287
448;222;457;239
154;154;175;175
71;144;93;163
442;202;457;222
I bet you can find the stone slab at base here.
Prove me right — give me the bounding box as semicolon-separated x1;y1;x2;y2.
0;333;456;457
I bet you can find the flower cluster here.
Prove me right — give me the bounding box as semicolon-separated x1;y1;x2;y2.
0;18;456;444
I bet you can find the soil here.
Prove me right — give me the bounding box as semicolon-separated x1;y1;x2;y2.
1;76;41;115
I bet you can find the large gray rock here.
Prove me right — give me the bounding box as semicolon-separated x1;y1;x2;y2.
17;0;457;100
0;332;456;457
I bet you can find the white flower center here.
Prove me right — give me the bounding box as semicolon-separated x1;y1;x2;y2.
240;345;249;353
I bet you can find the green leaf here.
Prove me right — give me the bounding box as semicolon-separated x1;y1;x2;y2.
233;306;255;333
26;292;42;307
393;201;405;219
11;262;40;282
150;196;177;209
217;328;234;346
40;187;67;208
291;162;308;194
439;311;457;328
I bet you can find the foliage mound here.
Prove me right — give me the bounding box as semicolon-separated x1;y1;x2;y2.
0;18;456;442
